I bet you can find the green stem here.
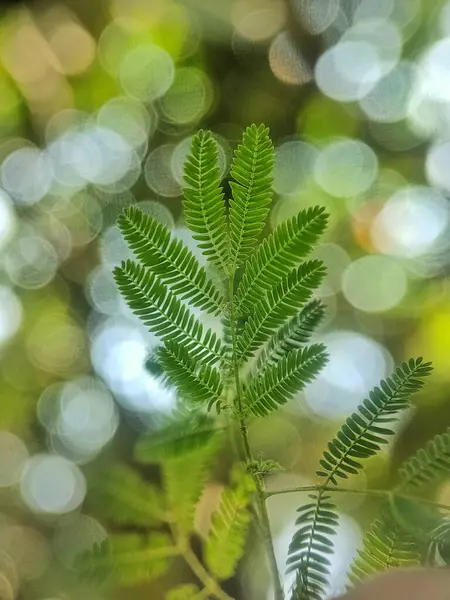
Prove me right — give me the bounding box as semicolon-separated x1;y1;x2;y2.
228;275;284;600
264;484;450;513
182;543;234;600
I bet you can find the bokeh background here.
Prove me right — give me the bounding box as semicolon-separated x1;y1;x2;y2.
1;0;450;598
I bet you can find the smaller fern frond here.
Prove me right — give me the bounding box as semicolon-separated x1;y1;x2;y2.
88;464;165;526
256;300;325;371
114;260;224;365
244;345;328;417
316;358;433;486
228;124;274;271
287;491;339;600
237;260;326;361
163;433;221;533
117;206;224;315
157;341;224;412
237;206;328;313
183;130;229;272
398;427;450;489
205;468;255;580
135;411;218;463
348;507;420;586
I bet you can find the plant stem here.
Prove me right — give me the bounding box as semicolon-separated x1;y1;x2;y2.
228;275;284;600
182;542;235;600
264;484;450;512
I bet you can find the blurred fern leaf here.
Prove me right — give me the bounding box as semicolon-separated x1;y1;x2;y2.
398;427;450;489
166;584;204;600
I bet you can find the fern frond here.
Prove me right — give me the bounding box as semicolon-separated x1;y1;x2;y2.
256;300;325;371
205;468;255;580
348;507;420;585
237;260;326;361
107;533;177;585
135;412;218;463
183;130;229;272
166;584;204;600
117;206;224;315
237;207;328;313
114;260;224;365
316;358;433;486
398;428;450;489
157;341;224;411
244;345;328;417
287;491;339;600
228;124;274;271
89;464;165;526
163;434;221;533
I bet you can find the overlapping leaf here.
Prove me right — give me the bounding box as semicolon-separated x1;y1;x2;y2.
398;427;450;489
117;206;224;314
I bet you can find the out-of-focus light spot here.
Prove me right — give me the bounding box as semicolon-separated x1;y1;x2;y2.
368;119;424;152
417;38;450;104
314;139;378;198
342;254;407;312
232;0;286;41
86;266;123;316
4;233;58;289
37;384;61;435
53;515;107;570
293;0;340;34
20;454;86;515
273;140;317;196
50;191;103;248
56;377;119;462
0;432;28;488
158;68;213;125
100;224;133;267
2;526;51;580
145;145;181;197
371;187;449;258
90;319;176;414
353;0;393;21
0;555;17;600
97;19;137;76
0;287;22;345
315;41;382;102
48;22;96;75
1;148;53;205
171;136;228;186
301;96;357;139
270;509;362;599
304;331;392;419
426;142;450;194
27;313;85;375
360;61;414;122
0;191;16;251
342;18;402;72
119;44;175;102
269;32;312;85
249;415;301;469
97;97;154;158
138;200;175;229
312;243;351;296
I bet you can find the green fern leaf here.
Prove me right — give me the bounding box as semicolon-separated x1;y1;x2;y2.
237;260;326;361
244;345;328;417
316;358;433;486
157;341;224;411
287;491;339;600
348;507;420;585
398;427;450;489
228;124;274;271
237;206;328;313
114;260;224;365
166;584;204;600
117;206;224;315
183;130;229;272
83;534;178;586
205;468;255;580
89;464;165;526
135;411;218;463
256;300;325;371
163;434;220;533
